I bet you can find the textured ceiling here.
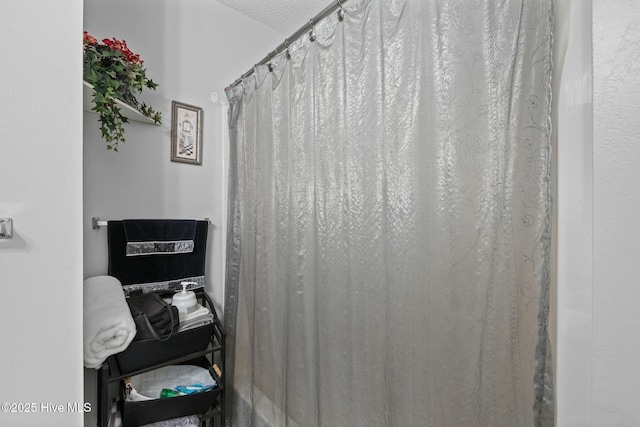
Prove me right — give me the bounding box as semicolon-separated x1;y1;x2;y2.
217;0;328;36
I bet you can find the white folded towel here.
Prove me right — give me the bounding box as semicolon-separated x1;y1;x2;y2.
178;314;214;332
83;275;136;369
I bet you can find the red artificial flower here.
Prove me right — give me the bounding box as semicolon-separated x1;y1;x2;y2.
101;37;143;64
83;31;97;45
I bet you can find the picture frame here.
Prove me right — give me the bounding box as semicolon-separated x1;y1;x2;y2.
171;101;203;165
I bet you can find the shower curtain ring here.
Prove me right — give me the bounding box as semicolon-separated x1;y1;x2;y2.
283;38;292;60
267;53;274;72
337;0;345;21
308;19;316;42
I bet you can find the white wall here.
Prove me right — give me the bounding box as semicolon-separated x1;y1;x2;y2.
554;0;594;425
556;1;640;425
0;1;84;427
82;0;281;424
592;1;640;425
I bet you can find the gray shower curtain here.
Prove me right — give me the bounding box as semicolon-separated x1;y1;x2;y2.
224;0;554;425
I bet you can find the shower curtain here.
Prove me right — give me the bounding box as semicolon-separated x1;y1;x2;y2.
224;0;554;425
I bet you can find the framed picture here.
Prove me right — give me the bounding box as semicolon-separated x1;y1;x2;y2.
171;101;203;165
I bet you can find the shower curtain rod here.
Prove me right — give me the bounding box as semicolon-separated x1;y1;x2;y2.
229;0;350;88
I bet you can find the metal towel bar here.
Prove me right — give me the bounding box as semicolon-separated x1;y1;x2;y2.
91;217;211;230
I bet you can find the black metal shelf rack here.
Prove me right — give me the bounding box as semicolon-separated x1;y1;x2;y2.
97;291;225;427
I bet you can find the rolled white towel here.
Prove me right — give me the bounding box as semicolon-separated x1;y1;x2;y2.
83;275;136;369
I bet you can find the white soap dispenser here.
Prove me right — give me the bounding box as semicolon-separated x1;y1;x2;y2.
172;282;198;315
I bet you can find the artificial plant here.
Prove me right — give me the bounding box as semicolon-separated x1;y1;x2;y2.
83;31;162;151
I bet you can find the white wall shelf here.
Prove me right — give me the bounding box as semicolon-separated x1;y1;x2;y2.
83;80;159;125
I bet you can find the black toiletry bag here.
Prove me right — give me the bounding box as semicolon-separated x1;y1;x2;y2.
115;290;216;374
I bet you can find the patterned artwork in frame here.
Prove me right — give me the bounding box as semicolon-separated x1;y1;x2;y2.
171;101;203;165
